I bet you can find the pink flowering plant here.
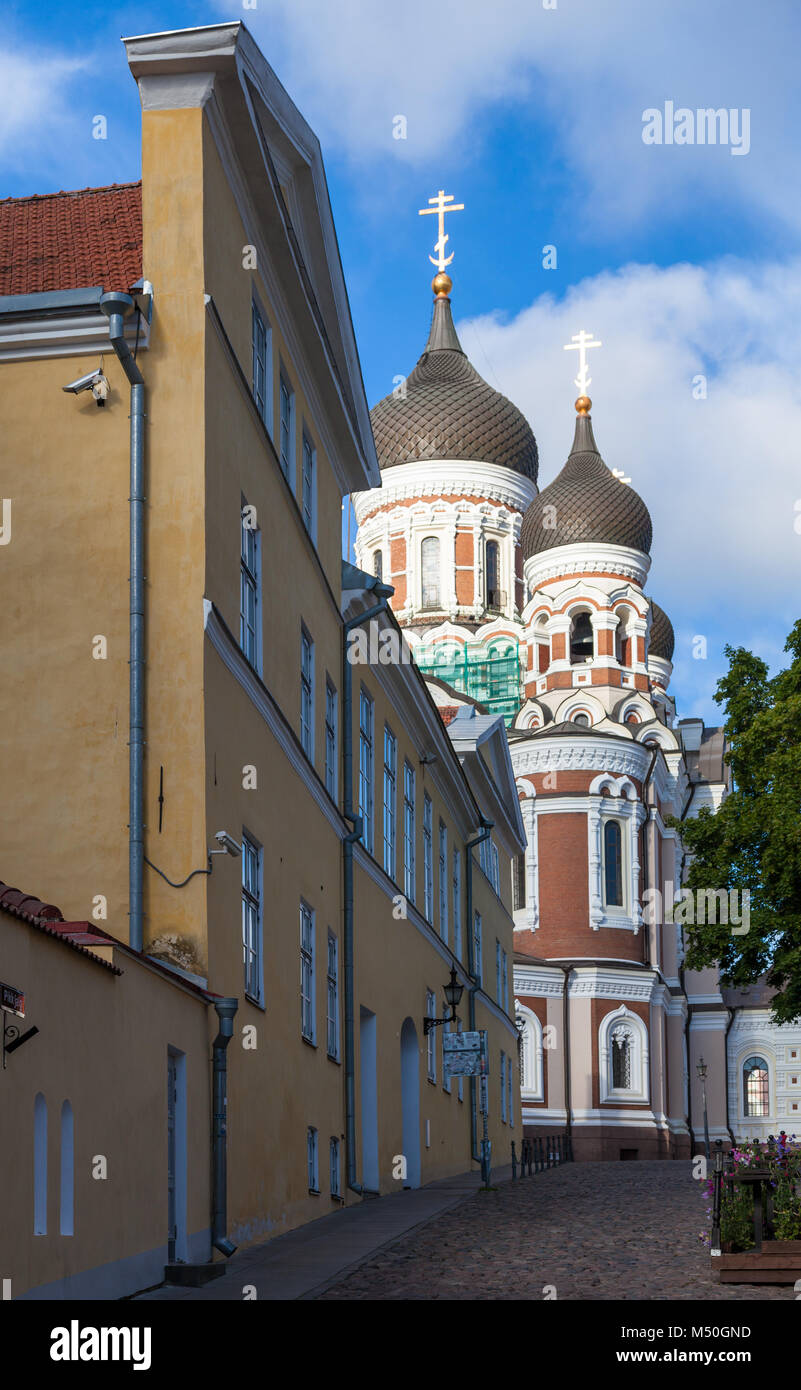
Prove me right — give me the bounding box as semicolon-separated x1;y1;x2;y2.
700;1133;801;1250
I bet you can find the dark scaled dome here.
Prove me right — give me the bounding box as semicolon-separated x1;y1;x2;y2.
520;409;652;559
370;294;539;480
648;601;675;661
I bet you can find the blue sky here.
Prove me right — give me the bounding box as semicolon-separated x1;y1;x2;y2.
2;0;799;723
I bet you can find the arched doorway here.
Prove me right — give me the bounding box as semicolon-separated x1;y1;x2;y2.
400;1017;421;1189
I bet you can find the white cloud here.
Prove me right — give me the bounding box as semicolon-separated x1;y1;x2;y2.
454;257;801;719
0;47;89;172
234;0;801;233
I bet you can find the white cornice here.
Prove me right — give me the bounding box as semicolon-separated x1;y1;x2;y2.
524;542;650;591
511;737;649;779
353;460;537;522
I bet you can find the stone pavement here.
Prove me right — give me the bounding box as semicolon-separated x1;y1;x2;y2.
318;1161;789;1301
134;1165;509;1301
135;1160;791;1301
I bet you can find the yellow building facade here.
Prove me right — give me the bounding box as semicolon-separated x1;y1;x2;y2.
0;22;523;1298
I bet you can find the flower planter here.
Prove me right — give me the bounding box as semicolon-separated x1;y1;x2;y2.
712;1240;801;1284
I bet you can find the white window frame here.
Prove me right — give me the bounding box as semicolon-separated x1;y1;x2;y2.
599;1005;649;1104
300;901;316;1044
423;794;434;921
457;1021;464;1103
496;939;502;1004
358;687;375;853
403;761;416;902
251;298;273;435
517;1004;544;1100
443;1020;452;1094
307;1126;319;1193
242;832;263;1004
473;910;482;985
508;1054;514;1127
240;498;261;673
324;677;338;800
502;950;509;1014
383;726;397;880
501;1051;507;1123
426;990;436;1082
326;930;339;1060
301;428;316;541
300;626;315;761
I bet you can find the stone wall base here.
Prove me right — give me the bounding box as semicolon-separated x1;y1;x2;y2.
523;1124;692;1162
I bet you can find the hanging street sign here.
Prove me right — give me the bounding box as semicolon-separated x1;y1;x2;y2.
443;1030;482;1078
0;981;25;1018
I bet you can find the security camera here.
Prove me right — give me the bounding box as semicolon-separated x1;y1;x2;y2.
62;368;110;407
214;831;242;858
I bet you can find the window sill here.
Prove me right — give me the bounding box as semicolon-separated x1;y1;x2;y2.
330;1193;344;1205
427;1076;437;1087
308;1187;320;1197
327;1052;341;1065
301;1035;317;1049
244;992;265;1011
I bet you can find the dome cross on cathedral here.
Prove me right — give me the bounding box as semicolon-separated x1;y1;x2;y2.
418;189;464;281
564;329;602;399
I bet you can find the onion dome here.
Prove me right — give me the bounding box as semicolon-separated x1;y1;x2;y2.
648;601;675;661
370;289;539;480
520;401;652;559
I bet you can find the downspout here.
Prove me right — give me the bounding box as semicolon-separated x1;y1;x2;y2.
465;818;494;1163
560;964;573;1149
678;778;697;1151
342;588;392;1194
211;997;238;1257
99;292;146;952
641;746;659;969
723;1007;736;1147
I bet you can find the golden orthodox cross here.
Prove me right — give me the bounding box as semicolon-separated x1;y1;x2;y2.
564;329;602;395
418;189;465;272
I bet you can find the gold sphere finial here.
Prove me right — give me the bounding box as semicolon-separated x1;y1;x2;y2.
432;272;453;298
575;395;592;415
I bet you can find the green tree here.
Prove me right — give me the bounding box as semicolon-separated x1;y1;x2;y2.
673;620;801;1024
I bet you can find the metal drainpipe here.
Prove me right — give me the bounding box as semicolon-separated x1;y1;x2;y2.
211;997;238;1256
99;292;146;952
723;1008;736;1148
342;590;392;1194
465;819;493;1163
560;964;573;1152
641;746;659;969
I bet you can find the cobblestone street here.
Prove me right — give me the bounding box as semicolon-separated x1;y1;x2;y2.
317;1161;789;1301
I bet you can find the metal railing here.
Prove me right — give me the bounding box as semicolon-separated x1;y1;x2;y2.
511;1133;573;1178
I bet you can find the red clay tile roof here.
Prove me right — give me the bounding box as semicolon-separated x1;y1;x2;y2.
0;880;122;973
0;182;143;297
438;706;461;726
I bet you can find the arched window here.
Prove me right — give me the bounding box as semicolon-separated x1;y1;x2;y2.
60;1100;74;1236
611;1026;632;1088
34;1092;47;1235
421;536;440;609
599;1006;649;1103
616;608;631;666
535;615;550;673
373;549;383;581
572;711;591;727
603;820;623;906
516;1005;544;1100
486;540;501;610
743;1056;770;1117
570;611;594;664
